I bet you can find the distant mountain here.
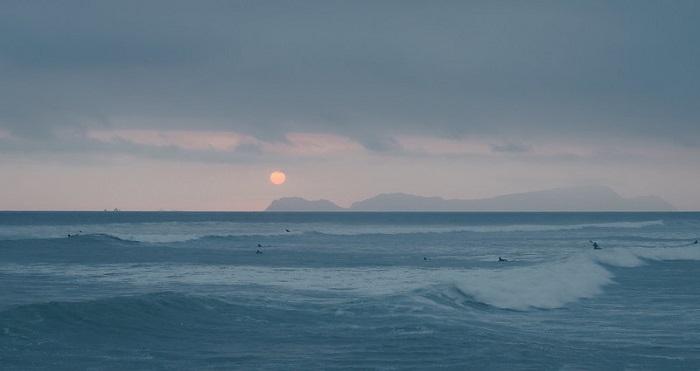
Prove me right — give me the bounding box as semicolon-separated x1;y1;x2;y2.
349;193;450;211
266;197;344;212
350;186;675;211
265;186;675;212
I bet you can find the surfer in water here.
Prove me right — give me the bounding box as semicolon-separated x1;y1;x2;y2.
694;240;698;245
590;240;601;249
285;229;291;233
257;243;263;248
67;230;84;238
498;257;508;262
256;249;263;255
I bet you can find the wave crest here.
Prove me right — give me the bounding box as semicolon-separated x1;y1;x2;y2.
0;219;665;243
451;256;612;310
450;244;700;310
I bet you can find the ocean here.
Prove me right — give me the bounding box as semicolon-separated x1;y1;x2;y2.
1;212;699;370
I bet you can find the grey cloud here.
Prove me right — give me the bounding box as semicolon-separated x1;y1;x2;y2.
0;133;258;164
357;136;401;153
1;0;699;150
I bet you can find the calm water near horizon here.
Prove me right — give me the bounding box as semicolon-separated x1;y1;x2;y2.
1;212;700;369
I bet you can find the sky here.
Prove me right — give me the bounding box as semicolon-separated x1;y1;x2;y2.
1;0;699;211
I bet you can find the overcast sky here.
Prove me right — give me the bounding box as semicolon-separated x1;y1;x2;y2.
1;0;699;210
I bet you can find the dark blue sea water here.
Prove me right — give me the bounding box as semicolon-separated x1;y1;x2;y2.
1;212;699;370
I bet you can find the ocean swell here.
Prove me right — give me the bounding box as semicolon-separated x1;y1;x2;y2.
3;243;697;312
0;220;665;243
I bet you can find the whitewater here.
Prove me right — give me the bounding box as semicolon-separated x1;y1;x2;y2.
1;212;699;369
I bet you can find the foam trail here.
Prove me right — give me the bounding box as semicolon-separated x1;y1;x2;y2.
594;245;700;268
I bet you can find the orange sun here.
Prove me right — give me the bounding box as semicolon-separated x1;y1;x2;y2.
269;171;286;185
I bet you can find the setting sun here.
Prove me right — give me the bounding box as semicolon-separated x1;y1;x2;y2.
269;171;286;185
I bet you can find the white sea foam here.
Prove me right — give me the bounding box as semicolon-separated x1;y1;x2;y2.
452;246;700;310
451;255;613;310
594;245;700;267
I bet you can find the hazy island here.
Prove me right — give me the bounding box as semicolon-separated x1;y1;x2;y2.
265;185;675;212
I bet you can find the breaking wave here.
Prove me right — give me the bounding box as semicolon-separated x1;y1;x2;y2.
2;243;697;312
449;245;700;310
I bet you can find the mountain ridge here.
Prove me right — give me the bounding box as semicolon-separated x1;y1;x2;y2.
266;197;344;212
265;186;675;212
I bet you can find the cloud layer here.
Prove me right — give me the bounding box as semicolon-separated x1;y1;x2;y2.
1;1;699;209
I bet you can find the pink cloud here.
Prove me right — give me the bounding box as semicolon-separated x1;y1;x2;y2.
261;133;364;156
87;129;248;151
394;135;602;159
85;129;365;157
